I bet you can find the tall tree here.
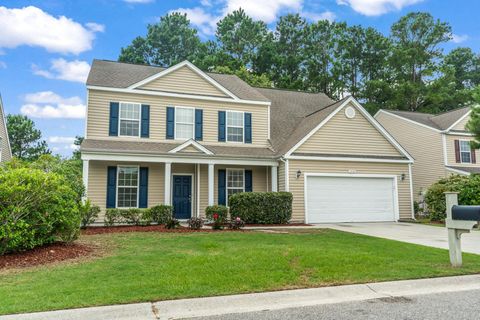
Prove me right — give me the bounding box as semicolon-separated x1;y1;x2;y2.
443;47;480;90
119;12;202;67
389;12;452;111
7;114;50;161
467;87;480;148
215;8;268;68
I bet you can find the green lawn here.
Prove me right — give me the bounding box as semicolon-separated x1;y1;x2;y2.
2;229;480;315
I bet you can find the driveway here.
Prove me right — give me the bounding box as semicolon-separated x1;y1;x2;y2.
315;222;480;254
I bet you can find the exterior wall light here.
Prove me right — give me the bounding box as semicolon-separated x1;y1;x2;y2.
296;170;302;179
401;173;406;181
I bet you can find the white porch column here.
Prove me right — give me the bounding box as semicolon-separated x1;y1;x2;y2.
271;165;278;192
82;160;89;201
208;164;214;206
164;162;172;205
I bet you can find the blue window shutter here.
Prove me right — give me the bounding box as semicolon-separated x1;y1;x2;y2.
166;107;175;139
218;169;226;205
141;105;150;138
109;102;119;136
245;170;252;192
244;112;252;144
139;167;148;208
218;111;226;142
106;166;117;208
195;109;203;141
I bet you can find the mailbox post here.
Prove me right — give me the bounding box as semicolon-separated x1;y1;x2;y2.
445;192;478;267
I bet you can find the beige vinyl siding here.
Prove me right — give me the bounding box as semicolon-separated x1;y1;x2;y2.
88;161;165;220
451;114;470;131
0;106;11;162
278;161;286;192
376;111;445;199
87;89;269;147
445;134;480;167
139;65;228;97
288;160;412;222
296;104;401;157
178;145;203;153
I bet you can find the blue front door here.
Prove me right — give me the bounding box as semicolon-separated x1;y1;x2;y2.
172;175;192;219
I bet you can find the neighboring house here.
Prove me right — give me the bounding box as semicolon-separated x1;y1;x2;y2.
81;59;414;223
0;94;12;162
375;107;476;203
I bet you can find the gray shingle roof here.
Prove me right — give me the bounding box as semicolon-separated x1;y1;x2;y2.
385;107;471;131
446;166;480;174
87;59;269;102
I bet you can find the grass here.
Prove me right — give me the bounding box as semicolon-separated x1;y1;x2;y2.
2;229;480;315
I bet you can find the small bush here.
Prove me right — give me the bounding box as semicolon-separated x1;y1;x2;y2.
228;192;292;224
150;205;173;224
205;205;228;222
187;217;204;230
80;200;101;228
228;217;245;230
165;218;180;229
120;209;144;226
104;209;121;226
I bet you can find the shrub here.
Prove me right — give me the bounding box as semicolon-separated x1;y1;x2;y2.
165;218;180;229
150;205;173;224
187;217;204;230
104;209;121;226
205;205;228;222
0;167;81;255
120;208;144;226
228;217;245;230
228;192;292;224
425;175;480;221
80;200;101;228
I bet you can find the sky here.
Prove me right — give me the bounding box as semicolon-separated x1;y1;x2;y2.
0;0;479;156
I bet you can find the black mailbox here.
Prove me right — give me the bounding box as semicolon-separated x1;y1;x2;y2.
451;205;480;221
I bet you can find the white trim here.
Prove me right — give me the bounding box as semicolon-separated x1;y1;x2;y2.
285;159;290;192
82;151;279;166
164;162;171;205
173;106;195;140
87;86;271;106
226;110;245;143
82;160;89;201
118;101;142;138
196;164;201;218
459;139;473;164
0;94;12;159
116;165;140;209
267;105;271;140
445;110;472;132
84;90;89;138
127;61;240;100
375;109;442;133
168;139;214;155
303;173;400;224
286;155;412;164
442;133;448;166
447;131;474;136
445;166;471;176
208;164;214;206
225;168;245;206
171;173;194;219
286;97;414;162
408;163;415;220
271;165;278;192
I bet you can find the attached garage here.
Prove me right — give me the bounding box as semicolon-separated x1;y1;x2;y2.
305;174;399;223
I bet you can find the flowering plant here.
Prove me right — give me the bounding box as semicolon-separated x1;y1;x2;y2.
228;216;245;230
211;212;224;230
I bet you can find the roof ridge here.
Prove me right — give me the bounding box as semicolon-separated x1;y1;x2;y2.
304;96;349;118
431;105;471;118
255;86;328;95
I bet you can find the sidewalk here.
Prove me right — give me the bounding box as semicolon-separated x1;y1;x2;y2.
2;274;480;320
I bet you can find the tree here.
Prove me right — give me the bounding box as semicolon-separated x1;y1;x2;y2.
467;86;480;148
6;114;50;161
72;136;84;160
443;47;480;90
119;12;202;67
212;66;272;88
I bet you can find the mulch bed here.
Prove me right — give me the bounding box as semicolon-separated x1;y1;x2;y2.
0;243;94;270
82;225;246;235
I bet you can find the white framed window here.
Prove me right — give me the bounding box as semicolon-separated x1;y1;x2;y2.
460;140;472;163
175;107;195;140
226;168;244;205
117;166;139;208
119;102;141;137
226;111;244;142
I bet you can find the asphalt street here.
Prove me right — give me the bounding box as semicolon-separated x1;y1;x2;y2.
189;289;480;320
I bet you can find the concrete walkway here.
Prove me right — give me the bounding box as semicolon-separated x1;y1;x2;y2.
315;222;480;254
2;275;480;320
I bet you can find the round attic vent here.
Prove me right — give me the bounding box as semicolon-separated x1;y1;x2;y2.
345;106;356;119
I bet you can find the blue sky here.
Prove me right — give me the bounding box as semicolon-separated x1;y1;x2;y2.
0;0;478;156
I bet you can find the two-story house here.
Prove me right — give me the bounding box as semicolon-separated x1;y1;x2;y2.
81;59;414;223
375;107;477;203
0;93;12;162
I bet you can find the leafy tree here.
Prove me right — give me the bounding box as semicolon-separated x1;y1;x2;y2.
6;114;50;161
118;37;149;64
212;65;272;88
443;47;480;90
72;135;84;160
467;86;480;148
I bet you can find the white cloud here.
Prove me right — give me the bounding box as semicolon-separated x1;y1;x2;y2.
124;0;154;3
173;7;219;36
85;22;105;33
302;10;336;22
0;6;102;54
452;34;468;44
337;0;423;16
21;91;86;119
200;0;213;6
32;58;90;83
48;136;76;144
222;0;302;23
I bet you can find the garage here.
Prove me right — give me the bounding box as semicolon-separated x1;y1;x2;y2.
305;174;398;223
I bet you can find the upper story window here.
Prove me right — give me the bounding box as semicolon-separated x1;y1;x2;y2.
119;102;141;137
175;107;195;140
226;169;244;205
460;140;472;163
226;111;244;142
117;166;139;208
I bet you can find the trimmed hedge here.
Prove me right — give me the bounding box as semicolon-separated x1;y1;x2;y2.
205;205;228;222
228;192;292;224
104;205;173;226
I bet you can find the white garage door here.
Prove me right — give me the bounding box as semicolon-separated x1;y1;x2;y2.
305;175;397;223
